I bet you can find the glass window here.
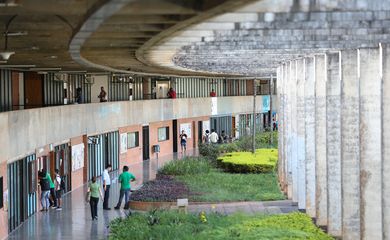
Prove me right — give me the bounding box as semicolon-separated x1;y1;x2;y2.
127;132;139;148
158;127;169;142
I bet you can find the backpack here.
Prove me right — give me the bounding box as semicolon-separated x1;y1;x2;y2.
60;176;66;190
205;133;210;143
40;178;50;191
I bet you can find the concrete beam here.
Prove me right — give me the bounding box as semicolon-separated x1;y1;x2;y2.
340;50;361;240
296;58;306;210
304;56;316;218
326;52;342;237
358;48;383;240
314;54;328;227
383;44;390;240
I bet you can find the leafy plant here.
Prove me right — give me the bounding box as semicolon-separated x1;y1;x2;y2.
109;211;333;240
159;157;212;176
217;149;278;174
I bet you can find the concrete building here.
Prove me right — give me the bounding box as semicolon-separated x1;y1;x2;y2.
0;0;389;239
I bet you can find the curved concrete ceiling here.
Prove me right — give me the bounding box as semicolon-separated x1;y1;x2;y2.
70;0;257;77
145;0;390;76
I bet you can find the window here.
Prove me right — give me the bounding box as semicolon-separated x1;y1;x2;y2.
127;132;139;148
158;127;169;141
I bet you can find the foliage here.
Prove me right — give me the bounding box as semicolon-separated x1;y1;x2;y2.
198;143;220;161
177;171;284;202
217;149;278;174
131;175;192;202
234;131;278;151
109;211;333;240
159;157;213;176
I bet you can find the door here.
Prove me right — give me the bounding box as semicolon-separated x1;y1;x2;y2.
156;81;170;99
172;120;178;153
54;144;72;193
198;121;203;144
24;72;43;109
142;126;150;161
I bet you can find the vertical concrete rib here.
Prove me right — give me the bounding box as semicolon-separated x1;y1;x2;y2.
290;60;299;203
340;50;361;240
326;52;342;237
286;61;293;199
304;56;316;218
359;48;383;240
315;54;328;227
277;66;285;189
296;58;306;210
381;45;390;240
283;63;290;195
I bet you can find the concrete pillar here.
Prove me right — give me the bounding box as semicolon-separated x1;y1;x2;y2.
314;54;328;227
283;63;290;194
286;61;293;199
340;50;361;240
289;60;298;202
277;66;285;189
304;56;316;218
326;52;342;237
296;58;306;210
359;48;383;240
383;44;390;240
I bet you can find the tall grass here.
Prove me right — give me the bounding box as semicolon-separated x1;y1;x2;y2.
159;157;212;176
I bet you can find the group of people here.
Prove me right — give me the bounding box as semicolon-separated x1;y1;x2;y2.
38;169;64;211
203;129;230;144
86;164;136;220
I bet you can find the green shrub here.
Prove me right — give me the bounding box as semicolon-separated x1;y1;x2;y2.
159;157;212;176
235;131;278;151
109;211;333;240
217;148;278;173
198;143;220;161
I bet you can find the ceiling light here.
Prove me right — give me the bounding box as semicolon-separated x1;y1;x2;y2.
0;64;36;68
0;51;15;60
4;31;28;37
29;67;62;71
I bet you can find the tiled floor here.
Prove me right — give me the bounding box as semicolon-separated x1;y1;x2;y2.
7;150;297;240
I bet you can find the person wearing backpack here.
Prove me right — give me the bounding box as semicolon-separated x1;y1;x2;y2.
54;169;64;210
39;170;51;212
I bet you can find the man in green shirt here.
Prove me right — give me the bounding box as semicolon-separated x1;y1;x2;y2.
114;165;136;210
46;171;57;208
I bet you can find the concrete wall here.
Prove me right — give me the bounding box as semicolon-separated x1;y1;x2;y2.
278;45;389;239
0;96;264;164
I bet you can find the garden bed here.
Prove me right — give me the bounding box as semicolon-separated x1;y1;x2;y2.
131;157;284;203
217;149;278;173
109;211;333;240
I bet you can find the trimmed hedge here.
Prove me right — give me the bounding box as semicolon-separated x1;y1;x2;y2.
217;148;278;173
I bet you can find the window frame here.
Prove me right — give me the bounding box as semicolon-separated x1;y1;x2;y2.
158;127;170;142
127;131;139;149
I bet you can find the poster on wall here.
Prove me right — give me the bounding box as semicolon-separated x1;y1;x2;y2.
211;97;218;115
120;133;128;154
180;123;192;138
71;143;84;171
202;120;210;134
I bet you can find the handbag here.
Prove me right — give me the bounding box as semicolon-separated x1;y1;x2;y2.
85;192;91;203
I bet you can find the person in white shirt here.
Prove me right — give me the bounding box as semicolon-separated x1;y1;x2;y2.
210;129;219;144
102;164;112;210
54;169;62;210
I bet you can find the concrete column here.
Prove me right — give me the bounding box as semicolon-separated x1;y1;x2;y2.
289;60;298;202
283;63;290;194
326;52;342;237
277;66;285;189
296;58;306;210
383;45;390;240
340;50;361;240
286;61;293;199
304;56;316;218
314;54;328;227
359;48;383;240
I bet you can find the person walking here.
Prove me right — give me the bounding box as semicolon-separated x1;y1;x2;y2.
203;130;210;144
39;170;51;212
114;166;136;210
54;169;63;210
46;170;57;209
210;129;219;144
102;164;112;210
179;130;188;154
167;88;177;99
87;176;103;220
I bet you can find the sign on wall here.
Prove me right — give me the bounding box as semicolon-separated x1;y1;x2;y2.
262;96;270;112
180;123;192;138
120;133;128;154
71;143;84;171
202;120;210;134
211;97;218;115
